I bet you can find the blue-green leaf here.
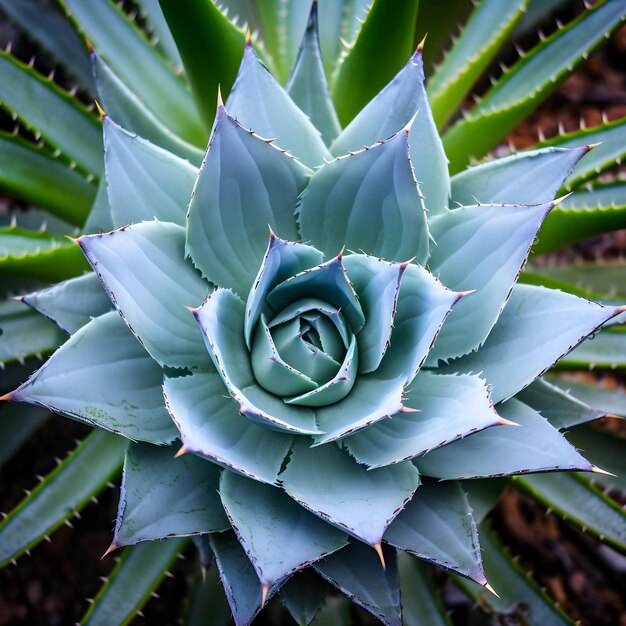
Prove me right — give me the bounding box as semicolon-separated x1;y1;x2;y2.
113;443;228;547
516;378;605;430
227;44;331;168
345;372;501;468
427;201;554;363
441;284;623;402
163;371;293;485
21;273;112;334
9;311;177;444
314;541;401;626
331;48;449;218
559;328;626;368
281;439;420;548
79;221;211;369
299;130;429;265
104;117;198;228
385;479;485;584
0;404;49;468
374;263;461;382
280;569;332;626
219;471;348;588
416;399;594;480
186;106;309;297
286;1;341;145
450;147;590;206
192;289;320;434
245;234;323;348
210;531;274;626
343;255;406;373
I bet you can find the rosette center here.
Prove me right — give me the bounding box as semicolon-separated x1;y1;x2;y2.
251;298;358;407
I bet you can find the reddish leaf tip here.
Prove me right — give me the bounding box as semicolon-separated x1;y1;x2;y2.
373;543;386;570
101;543;118;559
417;32;428;53
174;445;188;458
591;465;617;477
261;583;270;608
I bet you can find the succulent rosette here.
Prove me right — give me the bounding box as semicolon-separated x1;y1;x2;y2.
5;6;624;625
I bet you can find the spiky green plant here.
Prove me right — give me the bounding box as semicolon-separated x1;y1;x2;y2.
1;1;626;625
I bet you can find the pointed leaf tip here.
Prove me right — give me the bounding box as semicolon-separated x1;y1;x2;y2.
84;37;93;54
373;543;386;571
0;392;14;402
417;32;428;53
591;466;618;477
261;583;270;608
498;418;521;427
174;446;188;458
586;141;603;150
551;192;574;207
484;583;500;599
216;84;224;109
101;543;118;559
403;110;419;133
245;26;252;46
94;100;106;120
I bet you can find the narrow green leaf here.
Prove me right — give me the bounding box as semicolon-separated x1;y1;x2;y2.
158;0;245;125
0;227;89;281
513;472;626;552
60;0;205;144
455;524;575;626
219;471;348;588
0;51;102;175
443;0;626;172
398;552;453;626
331;0;420;126
559;328;626;369
0;0;94;90
113;443;228;547
528;254;626;298
0;131;95;225
428;0;528;129
0;429;126;568
93;54;204;165
10;311;178;444
0;299;64;366
538;116;626;189
82;538;187;626
21;273;112;334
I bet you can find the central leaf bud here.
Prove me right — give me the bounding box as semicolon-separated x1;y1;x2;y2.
250;299;358;407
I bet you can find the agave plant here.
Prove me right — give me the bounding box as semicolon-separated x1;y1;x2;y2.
1;1;626;625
